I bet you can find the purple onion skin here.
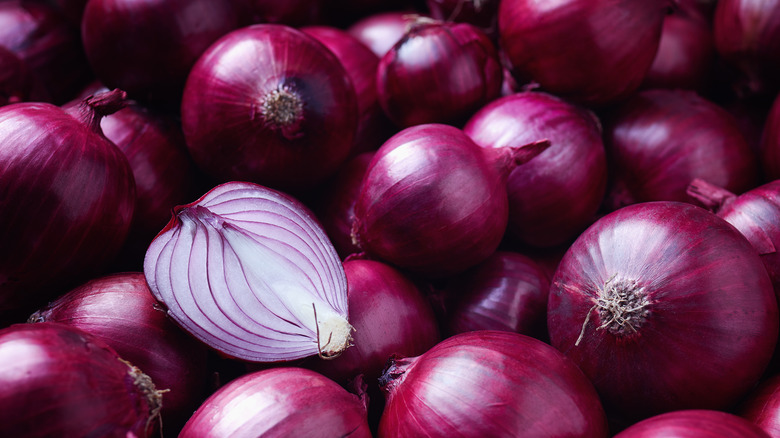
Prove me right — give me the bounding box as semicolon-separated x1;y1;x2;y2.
464;91;607;248
498;0;667;106
352;124;512;278
714;0;780;98
30;273;209;434
308;259;440;384
548;201;778;422
0;46;29;106
347;11;422;58
604;89;759;211
0;322;162;437
445;251;550;340
378;330;609;437
82;0;240;106
181;24;358;193
738;374;780;437
0;102;135;323
377;20;502;128
614;410;771;438
180;367;372;438
761;93;780;180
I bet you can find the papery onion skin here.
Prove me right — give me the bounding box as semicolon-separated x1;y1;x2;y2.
347;11;422;58
738;374;780;437
760;93;780;180
377;330;609;438
30;272;209;434
498;0;667;106
376;20;502;128
614;410;771;438
0;322;163;438
82;0;240;105
604;89;759;210
144;181;350;363
0;98;135;322
181;24;358;192
180;367;372;438
464;91;607;248
548;201;778;422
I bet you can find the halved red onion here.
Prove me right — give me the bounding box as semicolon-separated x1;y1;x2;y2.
0;322;163;437
144;181;351;362
498;0;667;106
548;201;778;422
378;330;609;437
180;367;371;437
181;24;358;192
30;272;210;434
347;11;422;58
737;374;780;437
603;89;759;211
614;410;771;438
377;19;502;127
464;91;607;248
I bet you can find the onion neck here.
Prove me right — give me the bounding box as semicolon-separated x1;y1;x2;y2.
379;355;417;399
576;276;651;345
75;88;128;136
686;178;737;213
487;138;551;180
259;85;305;140
121;358;165;437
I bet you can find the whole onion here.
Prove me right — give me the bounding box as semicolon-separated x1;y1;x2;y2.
180;367;371;437
0;46;29;106
614;410;771;438
81;0;240;105
604;89;759;211
377;330;609;437
738;374;780;437
548;201;778;421
0;90;135;322
714;0;780;98
347;11;422;58
144;181;351;363
181;24;358;192
426;0;500;38
376;19;502;128
498;0;667;106
351;123;549;278
0;322;164;437
760;92;780;180
30;272;210;433
464;91;607;247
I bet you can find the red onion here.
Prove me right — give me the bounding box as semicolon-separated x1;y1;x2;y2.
604;89;759;211
0;1;91;104
761;93;780;180
378;330;609;437
714;0;780;98
351;123;549;278
0;322;164;437
0;90;135;323
347;11;422;58
144;181;351;362
180;367;371;437
376;19;502;127
82;0;240;106
181;24;358;192
444;251;549;340
738;374;780;437
498;0;667;106
548;201;778;422
0;46;29;106
29;272;210;434
614;410;771;438
464;91;607;247
426;0;500;38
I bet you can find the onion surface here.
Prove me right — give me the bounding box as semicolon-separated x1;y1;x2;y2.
614;410;771;438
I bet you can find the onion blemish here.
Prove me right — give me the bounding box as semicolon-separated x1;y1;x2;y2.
576;275;651;346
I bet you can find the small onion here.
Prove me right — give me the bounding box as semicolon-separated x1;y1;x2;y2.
144;181;351;363
548;201;778;421
464;91;607;248
377;330;610;437
737;374;780;437
180;367;371;437
0;322;164;437
614;410;771;438
347;11;422;58
181;24;358;192
352;123;550;278
498;0;667;106
376;19;502;128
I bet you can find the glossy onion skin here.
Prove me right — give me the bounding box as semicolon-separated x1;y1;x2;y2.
0;102;135;321
352;124;510;278
498;0;666;106
81;0;240;104
760;92;780;180
614;410;772;438
604;89;758;210
738;374;780;437
181;24;358;192
377;20;502;128
377;330;609;438
548;202;778;421
464;91;607;247
0;322;160;437
180;367;372;438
